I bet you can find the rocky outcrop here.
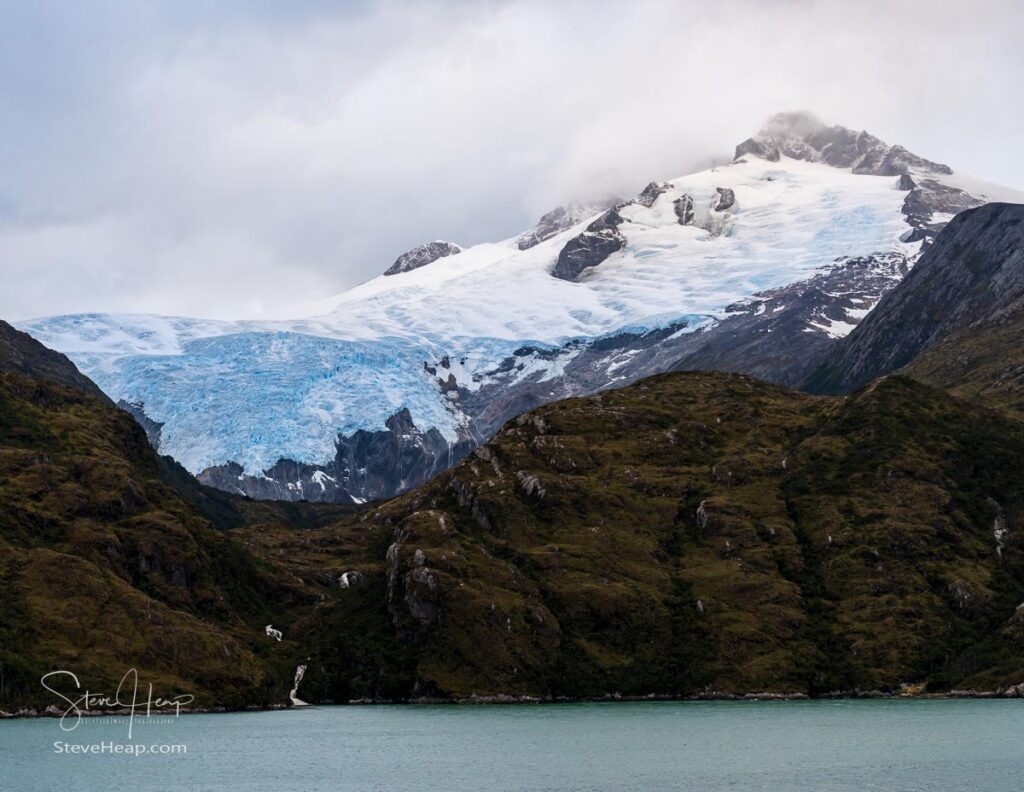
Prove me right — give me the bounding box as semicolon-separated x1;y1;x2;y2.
804;203;1024;394
674;194;695;225
520;205;585;248
385;524;442;641
198;459;355;503
117;401;164;448
672;189;735;233
516;200;619;250
551;208;627;281
899;176;984;243
635;181;672;208
713;187;736;212
383;241;462;276
334;409;474;500
518;206;577;250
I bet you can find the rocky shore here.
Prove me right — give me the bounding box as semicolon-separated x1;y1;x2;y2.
7;684;1024;720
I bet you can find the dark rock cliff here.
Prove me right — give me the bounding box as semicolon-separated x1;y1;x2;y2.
198;408;475;504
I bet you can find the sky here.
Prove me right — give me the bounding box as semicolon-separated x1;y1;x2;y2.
1;0;1022;322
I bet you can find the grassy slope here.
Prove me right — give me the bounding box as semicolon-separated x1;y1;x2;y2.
295;372;1024;699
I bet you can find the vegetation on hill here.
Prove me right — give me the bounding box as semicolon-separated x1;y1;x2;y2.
295;372;1024;700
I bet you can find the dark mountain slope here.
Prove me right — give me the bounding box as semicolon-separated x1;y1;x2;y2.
0;319;108;401
804;203;1024;395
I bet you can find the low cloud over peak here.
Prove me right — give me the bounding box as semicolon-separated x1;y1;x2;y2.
2;0;1022;320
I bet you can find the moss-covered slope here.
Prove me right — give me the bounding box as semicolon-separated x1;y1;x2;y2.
902;316;1024;417
0;369;352;710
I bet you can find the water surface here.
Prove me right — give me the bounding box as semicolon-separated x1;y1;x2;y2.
2;699;1022;791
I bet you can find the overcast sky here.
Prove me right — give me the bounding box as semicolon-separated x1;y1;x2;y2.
2;0;1022;321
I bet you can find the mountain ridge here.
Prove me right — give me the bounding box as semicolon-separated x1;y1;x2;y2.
804;202;1024;395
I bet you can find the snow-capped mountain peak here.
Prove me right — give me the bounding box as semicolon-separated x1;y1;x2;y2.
18;113;1023;504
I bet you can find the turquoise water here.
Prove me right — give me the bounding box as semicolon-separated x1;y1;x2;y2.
2;700;1023;791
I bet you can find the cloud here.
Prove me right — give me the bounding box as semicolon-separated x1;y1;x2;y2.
2;0;1022;321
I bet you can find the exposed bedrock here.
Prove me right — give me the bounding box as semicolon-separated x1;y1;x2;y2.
198;408;475;504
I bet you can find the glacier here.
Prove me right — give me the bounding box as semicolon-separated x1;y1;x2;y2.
20;156;920;475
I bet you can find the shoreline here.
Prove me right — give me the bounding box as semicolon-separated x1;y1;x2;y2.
5;685;1024;720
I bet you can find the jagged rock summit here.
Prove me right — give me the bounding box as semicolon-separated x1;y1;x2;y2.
384;240;462;276
736;111;1008;244
735;111;952;177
